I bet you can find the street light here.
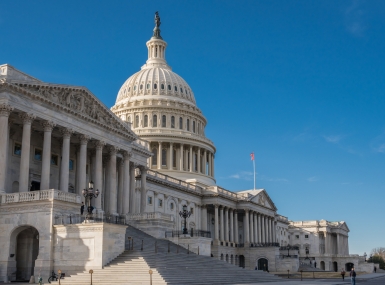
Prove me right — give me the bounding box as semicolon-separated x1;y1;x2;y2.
179;205;191;235
82;181;99;220
286;244;292;257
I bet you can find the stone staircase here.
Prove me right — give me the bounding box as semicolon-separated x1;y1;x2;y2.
51;225;283;285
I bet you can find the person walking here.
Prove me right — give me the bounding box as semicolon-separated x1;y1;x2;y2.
350;268;356;285
374;266;377;273
341;269;346;280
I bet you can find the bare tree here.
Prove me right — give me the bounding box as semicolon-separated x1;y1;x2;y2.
371;247;385;259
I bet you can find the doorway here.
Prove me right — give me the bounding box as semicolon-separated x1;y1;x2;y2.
333;261;338;272
320;261;325;270
345;263;354;272
258;258;268;271
239;255;245;268
15;227;39;281
30;181;40;191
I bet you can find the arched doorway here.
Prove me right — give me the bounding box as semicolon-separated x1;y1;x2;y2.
333;261;338;272
12;226;39;281
320;261;325;270
258;258;268;271
225;254;229;263
239;255;245;268
345;263;354;272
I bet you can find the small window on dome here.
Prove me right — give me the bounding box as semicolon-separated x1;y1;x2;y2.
124;89;126;94
154;83;158;90
134;85;137;91
180;88;183;93
168;85;171;90
135;115;139;128
146;84;150;89
161;84;165;90
193;121;196;133
153;115;157;127
144;115;148;127
171;116;175;128
174;86;177;92
128;87;131;92
179;117;183;129
140;84;143;90
187;119;190;131
162;115;166;128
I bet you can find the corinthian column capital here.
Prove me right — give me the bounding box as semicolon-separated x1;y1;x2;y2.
0;103;13;117
19;113;36;124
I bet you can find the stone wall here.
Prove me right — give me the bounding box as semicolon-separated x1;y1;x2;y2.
167;236;211;256
53;223;127;276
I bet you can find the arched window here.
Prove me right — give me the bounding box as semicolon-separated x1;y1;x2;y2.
168;85;171;90
171;116;175;128
127;116;131;123
193;121;196;133
162;149;167;166
173;149;177;168
162;115;166;128
140;84;143;90
161;83;165;90
135;115;139;128
154;83;158;90
152;148;157;165
187;119;190;131
179;117;183;129
153;115;157;127
144;115;148;127
174;86;177;91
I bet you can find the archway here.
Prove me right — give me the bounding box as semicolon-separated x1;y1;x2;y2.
11;226;39;281
239;255;245;268
345;263;354;272
320;261;325;270
333;261;338;272
225;254;229;263
258;258;268;271
230;254;234;264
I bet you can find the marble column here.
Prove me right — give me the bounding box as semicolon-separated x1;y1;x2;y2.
78;135;90;195
254;213;258;243
197;148;201;173
224;208;229;242
257;213;262;243
122;152;131;214
214;205;219;241
189;145;193;172
117;159;124;214
169;142;173;170
19;113;35;192
261;215;265;243
108;146;118;215
234;210;239;244
229;209;234;242
273;219;276;244
250;212;254;244
157;142;162;169
0;104;13;193
179;144;184;171
94;141;105;212
203;150;207;175
129;162;136;213
266;217;270;243
40;121;55;190
60;129;72;192
219;206;224;242
201;205;208;231
244;210;250;243
208;152;212;176
140;166;147;213
212;153;215;177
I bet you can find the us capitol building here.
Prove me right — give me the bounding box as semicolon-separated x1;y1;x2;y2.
0;13;375;283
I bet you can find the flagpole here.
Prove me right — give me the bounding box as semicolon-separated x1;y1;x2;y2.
253;158;256;190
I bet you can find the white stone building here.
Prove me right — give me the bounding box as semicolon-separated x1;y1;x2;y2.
0;14;374;283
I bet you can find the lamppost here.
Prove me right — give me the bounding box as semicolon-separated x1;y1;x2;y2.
82;181;99;220
179;205;191;235
286;244;292;257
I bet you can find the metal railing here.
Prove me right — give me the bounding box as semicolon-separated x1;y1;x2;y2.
165;229;211;238
54;213;126;225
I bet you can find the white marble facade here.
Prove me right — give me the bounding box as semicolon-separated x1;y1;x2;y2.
0;16;373;283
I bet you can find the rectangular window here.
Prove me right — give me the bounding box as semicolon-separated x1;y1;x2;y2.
69;159;74;171
147;196;153;205
305;235;309;239
51;154;58;166
295;235;299;239
190;207;194;214
158;199;163;207
14;143;22;156
34;148;42;161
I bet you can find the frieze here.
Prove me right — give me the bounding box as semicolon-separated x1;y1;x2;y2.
3;82;137;141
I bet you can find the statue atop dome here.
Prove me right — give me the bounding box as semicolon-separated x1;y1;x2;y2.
153;11;162;39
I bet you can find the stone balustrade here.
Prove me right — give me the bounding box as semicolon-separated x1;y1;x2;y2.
126;212;174;221
0;189;81;204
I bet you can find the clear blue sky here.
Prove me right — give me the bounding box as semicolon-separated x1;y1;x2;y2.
2;1;384;255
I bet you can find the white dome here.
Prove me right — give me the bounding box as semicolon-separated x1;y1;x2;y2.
116;67;196;106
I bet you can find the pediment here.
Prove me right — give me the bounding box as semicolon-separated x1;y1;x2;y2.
338;222;350;232
2;81;137;141
250;190;277;211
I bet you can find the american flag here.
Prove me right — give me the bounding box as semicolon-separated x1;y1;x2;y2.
250;152;255;161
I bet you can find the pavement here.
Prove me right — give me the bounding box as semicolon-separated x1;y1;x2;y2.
4;273;385;284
